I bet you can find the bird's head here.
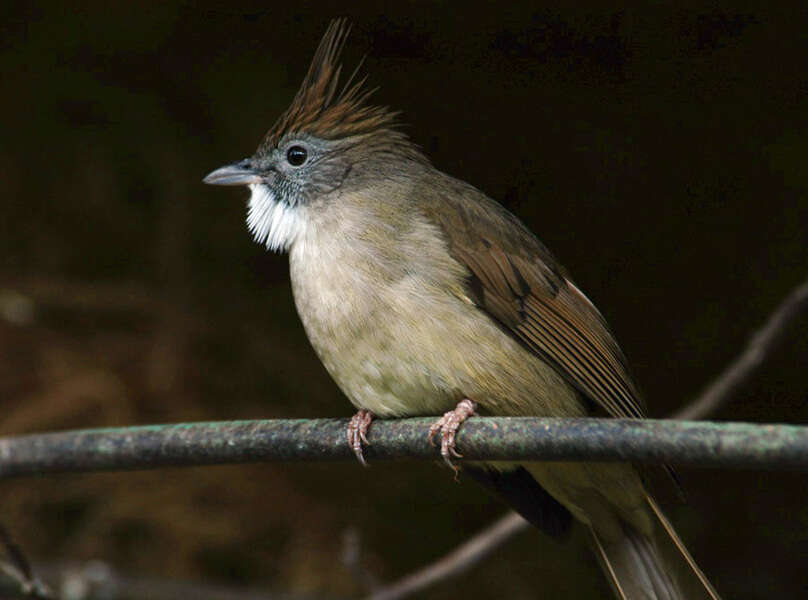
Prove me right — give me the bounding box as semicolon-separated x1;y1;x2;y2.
203;19;426;252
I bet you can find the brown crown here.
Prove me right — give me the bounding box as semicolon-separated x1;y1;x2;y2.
258;19;400;152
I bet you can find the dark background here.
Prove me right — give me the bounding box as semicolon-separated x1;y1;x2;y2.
1;2;806;598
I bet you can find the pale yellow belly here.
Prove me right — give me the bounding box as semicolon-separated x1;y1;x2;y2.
291;244;584;419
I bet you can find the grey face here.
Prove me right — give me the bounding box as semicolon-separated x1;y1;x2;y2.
205;135;348;203
266;135;357;203
204;134;354;252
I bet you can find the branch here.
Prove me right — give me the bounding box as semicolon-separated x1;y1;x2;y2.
673;277;808;420
1;417;808;479
366;512;529;600
0;525;53;599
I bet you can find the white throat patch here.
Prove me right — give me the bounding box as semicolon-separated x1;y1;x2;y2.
246;184;304;253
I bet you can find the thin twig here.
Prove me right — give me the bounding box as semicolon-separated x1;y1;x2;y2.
673;277;808;420
0;525;53;599
366;513;529;600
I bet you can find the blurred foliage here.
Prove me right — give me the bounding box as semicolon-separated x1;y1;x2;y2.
1;2;806;599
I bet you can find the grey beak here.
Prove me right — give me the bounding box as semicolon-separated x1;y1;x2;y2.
203;159;262;186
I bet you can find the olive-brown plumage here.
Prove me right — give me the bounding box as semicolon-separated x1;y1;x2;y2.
204;19;719;600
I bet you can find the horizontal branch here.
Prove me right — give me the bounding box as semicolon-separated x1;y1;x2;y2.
1;417;807;478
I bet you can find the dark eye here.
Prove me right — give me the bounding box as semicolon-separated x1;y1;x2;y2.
286;145;308;166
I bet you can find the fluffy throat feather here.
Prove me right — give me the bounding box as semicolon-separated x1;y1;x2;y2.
246;184;305;252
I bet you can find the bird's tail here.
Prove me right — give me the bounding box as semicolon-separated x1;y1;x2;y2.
589;493;720;600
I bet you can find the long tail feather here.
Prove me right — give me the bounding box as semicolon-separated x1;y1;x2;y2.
589;496;720;600
644;493;721;599
591;527;630;600
590;522;681;600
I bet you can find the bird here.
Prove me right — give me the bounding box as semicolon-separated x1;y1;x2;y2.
204;19;720;600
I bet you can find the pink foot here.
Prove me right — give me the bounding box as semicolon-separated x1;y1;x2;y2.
347;409;374;466
428;399;478;476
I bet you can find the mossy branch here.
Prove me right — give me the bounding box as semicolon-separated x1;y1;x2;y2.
1;416;806;479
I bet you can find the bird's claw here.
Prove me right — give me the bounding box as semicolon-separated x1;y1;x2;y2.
428;399;477;478
347;409;374;466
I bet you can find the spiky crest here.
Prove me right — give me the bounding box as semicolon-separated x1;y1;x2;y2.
258;19;401;152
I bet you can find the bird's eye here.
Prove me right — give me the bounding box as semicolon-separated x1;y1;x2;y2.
286;145;308;166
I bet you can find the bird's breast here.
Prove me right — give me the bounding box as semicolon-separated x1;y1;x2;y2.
288;225;464;417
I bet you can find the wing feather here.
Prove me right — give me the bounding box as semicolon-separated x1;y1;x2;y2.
421;176;646;420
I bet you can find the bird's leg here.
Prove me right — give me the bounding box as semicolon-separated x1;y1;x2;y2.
347;409;375;466
428;399;478;476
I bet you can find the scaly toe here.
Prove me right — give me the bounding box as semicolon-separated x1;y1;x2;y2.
347;410;374;466
428;425;439;446
428;416;448;446
429;399;478;474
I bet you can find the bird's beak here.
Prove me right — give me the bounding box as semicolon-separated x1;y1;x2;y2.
203;159;263;186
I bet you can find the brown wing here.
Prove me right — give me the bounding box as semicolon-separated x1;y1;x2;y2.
421;175;646;420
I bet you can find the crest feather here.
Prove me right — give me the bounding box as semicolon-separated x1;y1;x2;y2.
259;19;400;150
